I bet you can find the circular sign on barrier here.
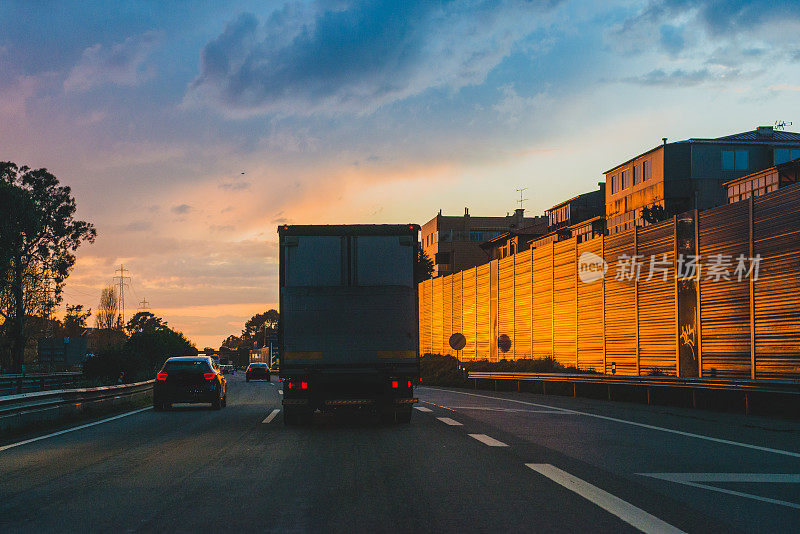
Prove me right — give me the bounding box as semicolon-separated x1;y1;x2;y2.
449;332;467;351
498;334;512;353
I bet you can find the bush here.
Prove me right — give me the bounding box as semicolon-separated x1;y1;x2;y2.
419;353;598;386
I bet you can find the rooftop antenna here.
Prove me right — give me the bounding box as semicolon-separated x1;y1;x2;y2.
775;120;792;131
516;187;529;210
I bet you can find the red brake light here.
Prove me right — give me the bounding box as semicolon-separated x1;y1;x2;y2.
301;381;308;389
391;380;399;389
203;372;215;380
408;380;412;388
156;372;168;381
286;381;293;389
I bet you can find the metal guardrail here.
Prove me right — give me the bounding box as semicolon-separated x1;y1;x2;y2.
0;380;154;433
467;372;800;394
0;373;85;396
467;372;800;413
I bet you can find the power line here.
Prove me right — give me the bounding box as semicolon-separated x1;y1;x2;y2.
113;264;131;327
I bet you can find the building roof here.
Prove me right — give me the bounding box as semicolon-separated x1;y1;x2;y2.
565;215;605;230
605;126;800;174
705;128;800;143
479;224;546;249
546;187;604;213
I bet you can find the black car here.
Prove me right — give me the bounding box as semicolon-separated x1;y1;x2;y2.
246;362;270;382
153;356;227;411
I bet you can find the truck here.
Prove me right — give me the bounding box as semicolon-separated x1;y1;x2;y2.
278;224;420;425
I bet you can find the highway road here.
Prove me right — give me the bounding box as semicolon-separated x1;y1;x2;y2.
1;374;799;533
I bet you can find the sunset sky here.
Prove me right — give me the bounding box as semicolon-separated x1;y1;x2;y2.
2;0;799;349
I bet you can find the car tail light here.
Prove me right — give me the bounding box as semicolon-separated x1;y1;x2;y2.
156;372;168;381
391;380;399;389
203;372;215;380
301;381;308;390
408;380;412;388
286;381;293;389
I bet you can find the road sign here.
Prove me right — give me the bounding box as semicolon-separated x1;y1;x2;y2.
449;333;466;351
498;334;512;353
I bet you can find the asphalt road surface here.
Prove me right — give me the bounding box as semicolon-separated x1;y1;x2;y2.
1;374;799;533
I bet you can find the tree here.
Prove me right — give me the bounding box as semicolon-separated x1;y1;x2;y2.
221;334;242;349
0;162;96;372
125;311;167;335
85;311;197;381
63;304;91;338
96;286;119;331
242;309;279;348
124;313;197;374
415;248;434;283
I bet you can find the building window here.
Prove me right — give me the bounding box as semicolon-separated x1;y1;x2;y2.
470;231;482;241
643;160;651;181
722;150;749;171
775;148;800;165
610;174;619;194
621;169;630;189
633;165;641;185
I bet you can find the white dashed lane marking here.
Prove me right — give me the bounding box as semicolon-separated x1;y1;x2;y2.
262;409;281;424
425;388;800;459
527;464;685;534
468;434;508;447
414;406;433;412
278;390;283;395
437;417;463;426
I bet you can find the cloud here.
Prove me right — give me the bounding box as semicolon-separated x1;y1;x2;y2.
186;0;562;116
493;84;548;122
621;68;716;87
218;181;251;191
610;0;800;67
170;204;193;215
64;30;161;92
0;74;40;121
123;220;153;232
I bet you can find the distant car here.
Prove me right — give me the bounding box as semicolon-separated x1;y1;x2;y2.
220;364;234;374
153;356;227;411
246;362;270;382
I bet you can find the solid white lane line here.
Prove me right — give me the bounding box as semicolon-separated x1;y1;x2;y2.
468;434;508;447
639;472;800;510
437;417;463;426
449;406;573;414
414;406;433;412
423;388;800;459
262;409;281;424
0;407;152;453
527;464;685;534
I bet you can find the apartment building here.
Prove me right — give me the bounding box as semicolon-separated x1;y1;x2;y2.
420;208;546;276
604;126;800;234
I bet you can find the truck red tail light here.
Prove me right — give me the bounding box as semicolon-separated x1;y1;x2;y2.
391;380;399;389
156;372;168;381
203;372;215;380
301;381;308;389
